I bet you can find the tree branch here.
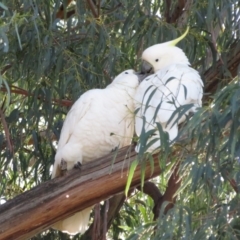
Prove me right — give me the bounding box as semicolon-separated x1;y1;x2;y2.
0;145;162;240
164;0;172;23
1;64;12;75
154;162;181;218
56;0;75;19
0;85;73;107
222;170;239;194
137;163;181;220
82;192;132;240
97;0;101;17
137;181;163;219
0;107;13;154
86;0;99;18
104;3;123;15
204;40;240;97
176;0;192;27
165;0;187;24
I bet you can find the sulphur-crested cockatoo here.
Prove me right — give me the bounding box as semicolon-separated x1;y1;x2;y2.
52;69;142;235
135;28;203;153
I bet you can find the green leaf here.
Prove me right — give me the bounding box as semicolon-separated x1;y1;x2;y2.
125;159;138;196
164;76;176;85
142;85;157;114
2;78;10;107
166;103;194;128
0;2;8;10
15;23;22;50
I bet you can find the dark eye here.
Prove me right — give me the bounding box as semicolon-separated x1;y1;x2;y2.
125;72;129;74
155;59;159;62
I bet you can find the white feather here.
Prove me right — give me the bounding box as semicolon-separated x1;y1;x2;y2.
52;69;139;235
135;64;203;153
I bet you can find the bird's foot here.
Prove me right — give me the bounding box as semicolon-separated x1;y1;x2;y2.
60;159;67;170
74;161;82;170
111;146;118;152
60;159;67;176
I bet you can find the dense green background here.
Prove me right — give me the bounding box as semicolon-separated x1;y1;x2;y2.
0;0;240;239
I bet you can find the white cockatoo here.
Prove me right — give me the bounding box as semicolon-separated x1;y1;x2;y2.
135;28;203;153
52;69;142;235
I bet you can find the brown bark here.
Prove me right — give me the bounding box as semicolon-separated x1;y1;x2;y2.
56;0;100;20
86;0;99;18
56;0;75;19
0;145;162;240
137;162;181;220
153;162;181;219
1;64;12;75
204;41;240;97
165;0;187;23
137;181;163;206
82;192;131;240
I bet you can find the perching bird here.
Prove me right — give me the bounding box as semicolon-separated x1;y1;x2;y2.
135;28;203;153
52;69;142;235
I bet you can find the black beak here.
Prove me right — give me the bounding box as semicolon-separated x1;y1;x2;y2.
141;60;154;74
135;72;150;83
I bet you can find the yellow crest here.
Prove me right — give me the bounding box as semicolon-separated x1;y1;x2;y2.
168;27;190;46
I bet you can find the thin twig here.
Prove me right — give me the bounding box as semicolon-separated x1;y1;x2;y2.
102;200;109;240
0;107;13;153
225;171;239;194
0;85;73;107
104;3;123;15
92;204;101;240
97;0;101;18
1;64;12;75
210;23;224;64
86;0;98;18
56;0;74;19
105;20;124;27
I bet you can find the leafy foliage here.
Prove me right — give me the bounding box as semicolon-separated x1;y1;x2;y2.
0;0;240;239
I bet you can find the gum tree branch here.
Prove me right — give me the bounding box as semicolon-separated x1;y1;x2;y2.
0;85;73;107
0;145;162;240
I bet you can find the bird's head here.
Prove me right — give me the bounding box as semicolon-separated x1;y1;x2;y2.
141;27;190;73
112;69;147;87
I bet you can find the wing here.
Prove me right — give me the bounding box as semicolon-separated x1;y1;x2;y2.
135;64;203;139
145;64;203;124
52;89;99;178
57;91;96;149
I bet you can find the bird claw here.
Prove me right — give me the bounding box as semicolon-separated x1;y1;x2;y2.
60;159;67;176
74;161;82;169
60;159;67;170
111;146;118;152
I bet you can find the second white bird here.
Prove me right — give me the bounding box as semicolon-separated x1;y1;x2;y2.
52;69;141;235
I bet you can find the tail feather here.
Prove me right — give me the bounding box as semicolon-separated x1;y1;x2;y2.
52;206;93;235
